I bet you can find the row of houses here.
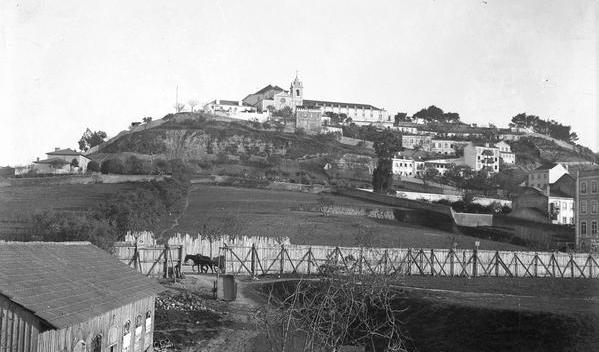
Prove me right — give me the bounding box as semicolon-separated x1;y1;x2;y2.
509;163;599;250
391;141;512;178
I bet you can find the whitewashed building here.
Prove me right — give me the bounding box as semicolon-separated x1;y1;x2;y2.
463;142;500;172
496;141;516;164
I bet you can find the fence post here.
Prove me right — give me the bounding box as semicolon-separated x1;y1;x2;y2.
307;247;312;275
430;249;435;276
472;247;478;278
589;255;594;278
407;248;412;276
251;244;256;277
133;243;139;271
383;249;388;275
534;253;538;277
449;249;454;276
570;253;574;278
359;247;364;275
280;244;285;275
494;251;499;277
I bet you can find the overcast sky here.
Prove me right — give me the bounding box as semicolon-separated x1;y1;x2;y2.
1;0;597;166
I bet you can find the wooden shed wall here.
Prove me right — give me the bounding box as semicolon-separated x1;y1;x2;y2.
0;294;43;352
37;296;156;352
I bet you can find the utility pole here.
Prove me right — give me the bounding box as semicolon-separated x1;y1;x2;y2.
175;85;179;112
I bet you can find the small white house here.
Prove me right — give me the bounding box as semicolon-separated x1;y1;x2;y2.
32;148;91;174
496;141;516;164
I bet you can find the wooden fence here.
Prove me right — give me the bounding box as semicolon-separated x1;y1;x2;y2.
113;242;183;277
221;244;599;279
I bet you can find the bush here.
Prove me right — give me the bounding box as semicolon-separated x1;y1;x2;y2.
100;158;125;174
125;156;150;174
152;159;171;175
87;160;100;173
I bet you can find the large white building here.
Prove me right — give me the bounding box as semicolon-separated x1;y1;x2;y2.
496;141;516;164
463;142;500;172
242;74;388;126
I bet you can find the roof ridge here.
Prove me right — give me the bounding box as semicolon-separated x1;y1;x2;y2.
0;241;92;245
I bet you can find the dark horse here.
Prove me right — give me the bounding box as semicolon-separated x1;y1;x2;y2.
184;254;225;273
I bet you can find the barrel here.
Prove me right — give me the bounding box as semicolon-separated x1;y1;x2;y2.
217;274;237;301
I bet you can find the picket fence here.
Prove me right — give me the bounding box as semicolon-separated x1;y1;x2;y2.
221;244;599;279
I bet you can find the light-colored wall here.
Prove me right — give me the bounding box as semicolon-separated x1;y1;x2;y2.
395;190;511;206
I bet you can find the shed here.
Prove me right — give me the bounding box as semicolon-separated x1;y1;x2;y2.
0;241;163;352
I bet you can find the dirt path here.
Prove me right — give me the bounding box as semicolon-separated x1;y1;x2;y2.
158;275;264;352
159;191;190;237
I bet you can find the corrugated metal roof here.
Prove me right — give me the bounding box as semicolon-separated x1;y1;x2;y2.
0;241;163;329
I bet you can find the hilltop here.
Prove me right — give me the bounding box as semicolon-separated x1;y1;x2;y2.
89;112;376;187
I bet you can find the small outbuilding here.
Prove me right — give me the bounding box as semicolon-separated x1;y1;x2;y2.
0;241;163;352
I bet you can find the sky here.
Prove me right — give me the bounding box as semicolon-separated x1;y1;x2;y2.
1;0;597;166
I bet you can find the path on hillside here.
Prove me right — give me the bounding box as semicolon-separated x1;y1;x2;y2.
159;191;190;237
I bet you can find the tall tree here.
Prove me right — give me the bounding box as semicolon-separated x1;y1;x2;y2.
371;130;403;193
174;103;185;113
78;129;107;152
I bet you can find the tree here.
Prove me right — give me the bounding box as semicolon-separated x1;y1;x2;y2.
273;106;294;124
372;159;393;193
78;129;107;152
125;156;148;174
188;99;199;112
418;166;440;186
174;103;185;113
393;112;409;125
413;105;460;123
100;158;125;174
87;160;100;173
373;130;402;159
142;117;152;124
70;158;79;168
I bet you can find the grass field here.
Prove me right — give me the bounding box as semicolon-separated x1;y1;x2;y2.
172;184;525;250
0;183;149;236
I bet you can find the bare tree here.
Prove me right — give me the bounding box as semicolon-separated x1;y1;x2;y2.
259;273;409;352
174;103;185;113
188;99;199;113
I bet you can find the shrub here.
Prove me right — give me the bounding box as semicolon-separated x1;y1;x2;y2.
87;160;100;173
125;156;149;174
152;159;171;175
100;158;125;174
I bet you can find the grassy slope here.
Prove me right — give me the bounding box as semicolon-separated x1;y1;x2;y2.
171;184;525;250
0;182;174;238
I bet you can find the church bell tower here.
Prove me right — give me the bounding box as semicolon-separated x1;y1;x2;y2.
290;71;303;110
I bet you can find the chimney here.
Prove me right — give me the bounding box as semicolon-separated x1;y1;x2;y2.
55;147;60;151
216;99;220;105
238;101;243;106
36;157;39;162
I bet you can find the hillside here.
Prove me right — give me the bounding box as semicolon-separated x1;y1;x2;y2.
509;136;598;171
91;112;376;186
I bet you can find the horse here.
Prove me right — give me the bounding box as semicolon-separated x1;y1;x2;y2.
184;254;212;273
184;254;226;273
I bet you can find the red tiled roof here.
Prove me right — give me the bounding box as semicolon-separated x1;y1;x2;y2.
0;241;163;329
46;148;82;156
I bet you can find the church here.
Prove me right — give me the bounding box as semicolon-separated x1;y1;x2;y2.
242;74;390;127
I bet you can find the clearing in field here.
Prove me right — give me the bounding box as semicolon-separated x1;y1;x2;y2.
172;184;525;250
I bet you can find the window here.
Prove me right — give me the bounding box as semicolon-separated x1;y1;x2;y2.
592;201;598;214
581;181;587;193
581;221;587;235
91;334;102;352
592;221;598;235
592;181;598;193
562;216;567;224
581;201;587;214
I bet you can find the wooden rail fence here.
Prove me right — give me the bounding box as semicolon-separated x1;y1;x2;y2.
221;244;599;279
113;242;183;278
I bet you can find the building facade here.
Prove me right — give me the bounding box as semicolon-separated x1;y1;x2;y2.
295;106;322;134
495;141;516;164
401;134;433;151
0;241;162;352
527;163;569;190
463;143;500;172
576;169;599;250
512;187;574;225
